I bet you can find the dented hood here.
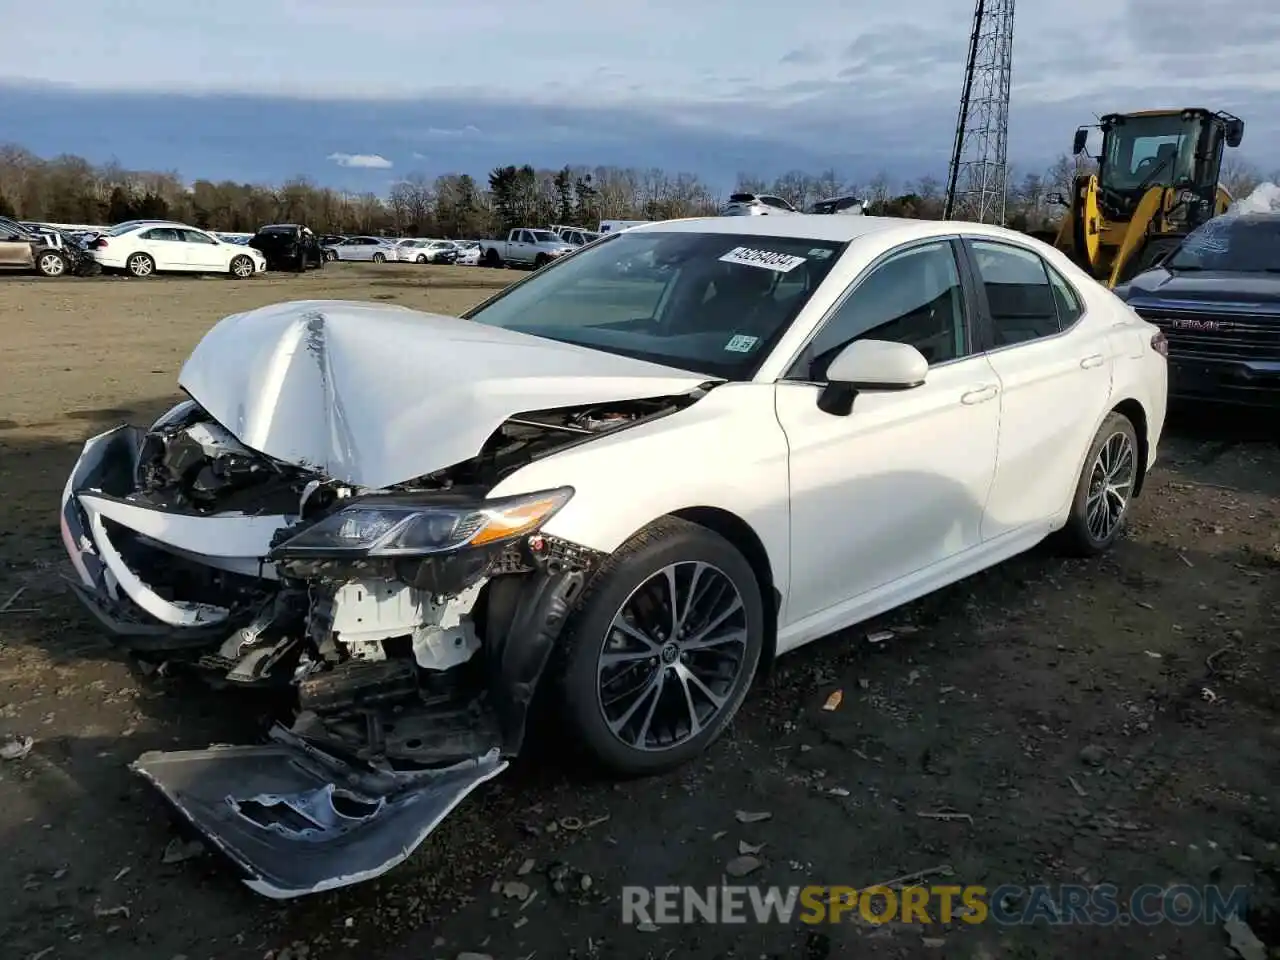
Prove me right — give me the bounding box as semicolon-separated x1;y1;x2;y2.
178;300;711;488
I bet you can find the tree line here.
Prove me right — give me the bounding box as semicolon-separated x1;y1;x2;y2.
0;142;1274;240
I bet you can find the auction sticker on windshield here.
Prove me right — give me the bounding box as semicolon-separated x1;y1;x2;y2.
719;246;807;273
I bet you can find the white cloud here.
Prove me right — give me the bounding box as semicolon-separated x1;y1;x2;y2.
421;125;482;138
327;152;392;169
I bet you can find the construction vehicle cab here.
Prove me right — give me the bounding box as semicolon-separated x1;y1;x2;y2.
1052;108;1244;288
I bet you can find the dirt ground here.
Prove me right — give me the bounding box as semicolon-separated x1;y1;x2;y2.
0;264;1276;960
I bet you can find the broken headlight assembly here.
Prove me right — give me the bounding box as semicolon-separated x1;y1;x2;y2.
271;486;574;558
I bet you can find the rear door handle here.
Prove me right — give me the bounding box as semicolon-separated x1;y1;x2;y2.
1080;354;1105;369
961;384;999;405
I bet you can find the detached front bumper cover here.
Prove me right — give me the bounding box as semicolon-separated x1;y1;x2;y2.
133;724;507;898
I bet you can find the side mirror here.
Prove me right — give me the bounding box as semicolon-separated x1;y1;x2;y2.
1072;127;1089;156
818;340;928;416
1224;118;1244;148
1046;191;1069;208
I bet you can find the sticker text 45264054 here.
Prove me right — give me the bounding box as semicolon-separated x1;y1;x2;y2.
719;246;808;273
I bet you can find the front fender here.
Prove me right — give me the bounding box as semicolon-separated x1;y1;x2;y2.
487;383;791;598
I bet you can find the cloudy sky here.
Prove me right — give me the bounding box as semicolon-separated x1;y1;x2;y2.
3;0;1278;192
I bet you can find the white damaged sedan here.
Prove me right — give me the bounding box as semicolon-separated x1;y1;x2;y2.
61;215;1167;897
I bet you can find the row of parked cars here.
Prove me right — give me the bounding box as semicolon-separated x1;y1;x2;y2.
1;197;862;280
0;217;502;279
3;204;846;280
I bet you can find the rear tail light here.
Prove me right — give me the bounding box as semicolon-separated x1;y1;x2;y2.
1151;331;1169;357
89;238;108;250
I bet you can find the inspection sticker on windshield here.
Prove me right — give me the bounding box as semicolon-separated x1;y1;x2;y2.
724;334;759;353
719;246;807;273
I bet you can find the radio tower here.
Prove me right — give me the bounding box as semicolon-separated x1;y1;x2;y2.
943;0;1015;223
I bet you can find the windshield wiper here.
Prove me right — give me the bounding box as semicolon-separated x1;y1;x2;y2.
1131;154;1173;196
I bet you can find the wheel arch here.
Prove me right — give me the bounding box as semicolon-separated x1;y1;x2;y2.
1109;397;1150;496
667;506;781;668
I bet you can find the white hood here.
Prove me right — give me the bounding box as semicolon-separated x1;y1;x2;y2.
178;300;711;488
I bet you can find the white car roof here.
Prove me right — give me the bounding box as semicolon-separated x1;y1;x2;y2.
624;214;1043;247
118;221;202;232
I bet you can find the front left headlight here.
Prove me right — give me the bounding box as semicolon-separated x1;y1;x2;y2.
271;487;573;558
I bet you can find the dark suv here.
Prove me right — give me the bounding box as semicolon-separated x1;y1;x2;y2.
249;224;325;272
0;217;87;277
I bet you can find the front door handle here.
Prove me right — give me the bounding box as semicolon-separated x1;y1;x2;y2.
1080;354;1105;369
961;384;999;405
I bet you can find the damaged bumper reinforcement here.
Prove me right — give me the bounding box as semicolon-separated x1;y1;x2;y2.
60;408;608;896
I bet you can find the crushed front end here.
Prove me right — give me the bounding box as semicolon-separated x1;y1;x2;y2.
59;396;685;897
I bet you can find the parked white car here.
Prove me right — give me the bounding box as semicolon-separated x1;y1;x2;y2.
451;239;481;265
328;235;398;262
87;222;266;277
721;192;802;216
397;238;458;264
59;215;1166;898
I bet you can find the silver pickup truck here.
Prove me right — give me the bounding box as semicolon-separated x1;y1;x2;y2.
477;228;575;269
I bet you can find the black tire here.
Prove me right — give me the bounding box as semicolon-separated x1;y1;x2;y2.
1123;237;1181;281
1056;411;1140;556
230;254;255;279
126;252;155;278
372;252;386;263
534;253;550;268
483;249;502;268
35;250;68;277
325;249;337;261
554;516;765;776
416;254;428;264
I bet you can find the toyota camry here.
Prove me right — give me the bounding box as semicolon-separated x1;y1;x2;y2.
60;215;1167;897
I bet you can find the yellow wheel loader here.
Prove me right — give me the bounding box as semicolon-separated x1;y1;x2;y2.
1048;108;1244;288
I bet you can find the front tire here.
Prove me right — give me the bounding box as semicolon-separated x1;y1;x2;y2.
1057;411;1139;556
416;254;428;264
230;254;255;278
372;252;386;263
36;251;67;277
126;253;155;278
554;517;765;776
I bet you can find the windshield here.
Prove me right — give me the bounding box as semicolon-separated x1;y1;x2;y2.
1165;216;1280;272
1100;115;1199;195
528;230;560;243
463;230;846;379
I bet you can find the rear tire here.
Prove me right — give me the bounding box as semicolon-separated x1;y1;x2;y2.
483;249;503;268
1056;412;1139;556
534;253;550;268
416;254;428;264
230;254;255;279
325;249;337;261
553;516;765;777
126;253;155;278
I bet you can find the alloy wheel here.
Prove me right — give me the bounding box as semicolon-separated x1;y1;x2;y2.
129;255;152;277
233;257;253;278
1086;431;1135;542
596;561;749;752
38;253;65;276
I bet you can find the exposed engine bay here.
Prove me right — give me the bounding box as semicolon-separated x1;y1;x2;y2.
61;389;699;897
